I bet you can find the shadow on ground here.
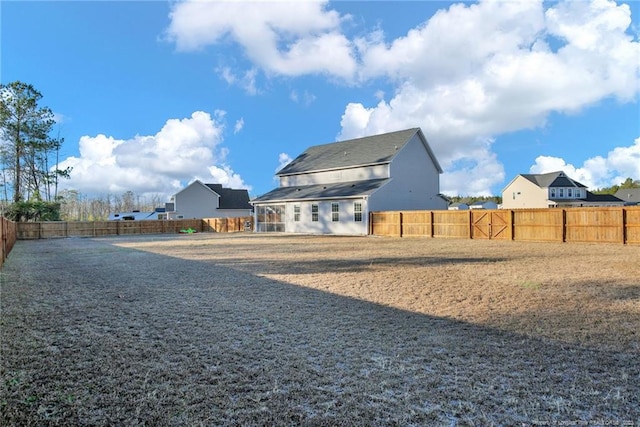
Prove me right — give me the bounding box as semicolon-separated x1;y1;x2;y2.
1;236;638;426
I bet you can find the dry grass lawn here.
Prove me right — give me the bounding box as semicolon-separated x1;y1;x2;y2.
1;233;639;426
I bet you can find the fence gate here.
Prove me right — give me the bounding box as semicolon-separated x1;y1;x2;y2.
472;210;510;240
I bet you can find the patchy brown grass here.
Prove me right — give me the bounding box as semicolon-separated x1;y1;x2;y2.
1;233;638;426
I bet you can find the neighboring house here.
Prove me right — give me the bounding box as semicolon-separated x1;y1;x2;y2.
251;127;448;235
448;202;469;211
614;188;640;206
108;208;164;221
166;180;252;219
469;201;498;210
502;171;624;209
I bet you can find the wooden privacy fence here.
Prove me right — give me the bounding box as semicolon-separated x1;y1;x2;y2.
1;217;17;268
370;207;640;244
16;216;254;240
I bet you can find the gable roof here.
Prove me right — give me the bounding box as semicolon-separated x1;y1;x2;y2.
614;188;640;204
277;128;442;175
520;171;588;189
252;179;389;203
205;184;252;210
174;180;252;210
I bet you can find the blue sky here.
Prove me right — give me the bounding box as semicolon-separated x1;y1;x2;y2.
2;0;639;201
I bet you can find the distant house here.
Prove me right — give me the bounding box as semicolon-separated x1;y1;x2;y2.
166;180;252;219
469;200;498;210
251;128;448;234
108;208;165;221
448;202;469;211
502;171;624;209
614;188;640;206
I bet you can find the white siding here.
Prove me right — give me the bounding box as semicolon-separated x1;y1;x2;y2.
369;134;446;211
173;183;219;219
280;164;388;187
171;181;252;219
282;199;369;235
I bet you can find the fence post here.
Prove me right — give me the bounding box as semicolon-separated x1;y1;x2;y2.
622;208;627;245
509;210;514;240
468;211;473;240
429;210;434;238
399;212;403;237
561;209;567;243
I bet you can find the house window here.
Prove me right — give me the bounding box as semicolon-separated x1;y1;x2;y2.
294;205;300;222
311;204;319;222
567;188;573;198
559;188;564;198
575;189;581;198
331;203;339;222
550;188;556;198
354;202;363;222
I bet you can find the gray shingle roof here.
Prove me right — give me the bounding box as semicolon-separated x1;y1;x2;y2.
614;188;640;204
205;184;252;210
521;171;587;188
277;128;441;175
582;193;624;203
251;179;389;203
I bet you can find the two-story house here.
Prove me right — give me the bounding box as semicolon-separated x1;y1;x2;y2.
251;128;448;234
502;171;624;209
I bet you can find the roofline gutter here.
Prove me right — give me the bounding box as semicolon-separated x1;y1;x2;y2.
251;195;369;205
277;161;390;177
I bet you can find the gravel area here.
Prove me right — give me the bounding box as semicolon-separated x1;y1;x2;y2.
1;233;639;426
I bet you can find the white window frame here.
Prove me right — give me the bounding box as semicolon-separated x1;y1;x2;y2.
293;205;300;222
331;202;339;222
354;202;363;222
311;204;319;222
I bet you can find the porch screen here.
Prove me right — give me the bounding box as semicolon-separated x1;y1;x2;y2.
256;205;286;232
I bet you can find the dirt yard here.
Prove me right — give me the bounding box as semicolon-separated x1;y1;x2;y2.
1;233;638;426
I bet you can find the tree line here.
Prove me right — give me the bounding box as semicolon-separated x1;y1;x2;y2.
592;177;640;194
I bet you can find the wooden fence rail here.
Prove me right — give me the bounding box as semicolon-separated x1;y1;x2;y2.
370;207;640;244
15;216;254;240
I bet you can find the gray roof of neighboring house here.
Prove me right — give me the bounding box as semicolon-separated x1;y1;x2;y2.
205;184;252;210
582;193;624;203
614;188;640;204
251;179;389;203
548;192;624;203
276;128;442;175
520;171;588;189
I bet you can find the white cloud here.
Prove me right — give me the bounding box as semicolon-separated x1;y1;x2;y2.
57;111;250;199
289;89;317;106
166;0;356;80
165;0;639;196
276;152;293;173
339;0;639;195
218;66;259;95
530;136;640;189
234;118;244;134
